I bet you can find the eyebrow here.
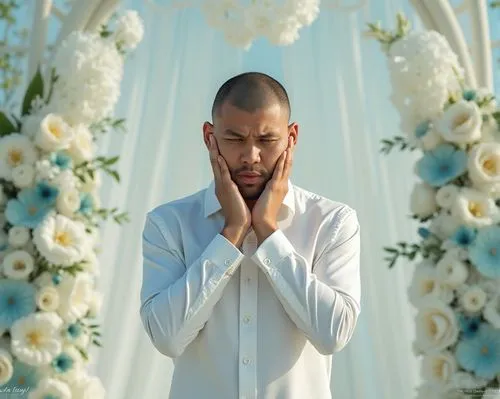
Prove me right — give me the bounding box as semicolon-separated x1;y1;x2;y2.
223;129;279;138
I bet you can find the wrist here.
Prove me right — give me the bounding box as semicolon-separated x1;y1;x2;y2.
222;225;248;247
253;222;278;245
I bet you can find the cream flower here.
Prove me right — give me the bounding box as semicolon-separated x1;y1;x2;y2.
2;250;34;279
451;188;498;228
8;226;31;248
35;158;59;181
49;344;84;384
67;124;95;164
436;185;460;209
421;350;457;385
0;348;13;384
0;133;38;181
429;212;461;240
113;10;144;51
34;114;74;152
56;188;81;218
71;373;106;399
52;169;78;192
483;294;500;329
459;285;487;313
415;298;459;353
29;377;71;399
435;100;482;144
410;183;438;218
57;273;94;322
10;312;63;366
82;250;100;276
409;260;454;306
36;286;60;312
88;290;103;318
436;254;469;288
468;142;500;193
33;214;88;267
12;164;35;188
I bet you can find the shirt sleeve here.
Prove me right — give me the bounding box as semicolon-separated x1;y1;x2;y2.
251;207;361;355
139;211;244;358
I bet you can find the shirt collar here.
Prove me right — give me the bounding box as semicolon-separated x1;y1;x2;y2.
204;178;296;220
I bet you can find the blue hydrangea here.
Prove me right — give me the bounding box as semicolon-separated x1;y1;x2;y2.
456;323;500;379
469;225;500;278
451;226;477;248
34;180;59;206
0;280;37;330
416;144;468;187
79;192;94;215
49;151;73;170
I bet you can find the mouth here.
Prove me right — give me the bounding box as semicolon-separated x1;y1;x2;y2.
237;174;262;185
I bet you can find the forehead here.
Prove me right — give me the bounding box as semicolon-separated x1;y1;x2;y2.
216;102;287;132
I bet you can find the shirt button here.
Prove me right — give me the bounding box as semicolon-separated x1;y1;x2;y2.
242;357;250;365
263;258;271;265
243;315;251;324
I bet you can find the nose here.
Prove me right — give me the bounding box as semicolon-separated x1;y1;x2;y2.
240;142;261;165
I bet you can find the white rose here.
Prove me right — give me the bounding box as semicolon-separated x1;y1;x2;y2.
436;253;469;288
36;286;60;312
2;250;35;279
409;260;455;306
35;113;74;152
415;298;459;353
451;188;498;228
436;185;460;209
421;351;457;385
67;124;94;164
460;285;487;313
410;183;438;218
0;348;13;384
468;142;500;193
435;100;482;144
8;226;30;248
57;273;94;322
56;189;81;217
11;164;35;188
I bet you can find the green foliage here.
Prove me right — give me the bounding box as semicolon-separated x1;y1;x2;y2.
0;109;16;136
384;240;444;268
380;136;415;154
21;66;44;115
364;12;411;52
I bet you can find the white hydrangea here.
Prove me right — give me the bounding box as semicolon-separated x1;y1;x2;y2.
113;10;144;50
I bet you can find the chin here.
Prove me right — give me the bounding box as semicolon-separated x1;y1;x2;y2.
238;185;264;200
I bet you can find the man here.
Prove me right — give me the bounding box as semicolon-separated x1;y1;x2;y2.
139;72;361;399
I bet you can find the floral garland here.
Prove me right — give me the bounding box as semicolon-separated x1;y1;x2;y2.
366;14;500;399
201;0;319;49
0;10;144;399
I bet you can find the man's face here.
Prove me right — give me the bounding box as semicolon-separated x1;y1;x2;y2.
204;101;298;200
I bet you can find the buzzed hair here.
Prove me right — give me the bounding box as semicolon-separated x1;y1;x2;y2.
211;72;291;121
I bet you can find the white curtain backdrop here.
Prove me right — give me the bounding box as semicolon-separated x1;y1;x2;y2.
87;0;431;398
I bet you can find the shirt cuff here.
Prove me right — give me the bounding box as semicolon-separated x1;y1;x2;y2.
202;233;245;276
251;229;294;272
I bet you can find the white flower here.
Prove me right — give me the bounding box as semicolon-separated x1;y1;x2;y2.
29;378;71;399
2;250;34;279
451;188;498;227
67;124;95;164
0;133;38;181
436;253;469;288
12;164;35;188
435;100;482;144
483;293;500;328
56;189;81;218
88;290;103;318
33;214;88;267
81;250;100;276
71;373;106;399
436;185;460;209
468;142;500;193
34;271;56;289
113;10;144;50
52;169;78;192
0;348;13;384
410;183;438;218
48;31;124;125
476;87;498;113
421;351;457;385
36;286;60;312
50;344;84;384
10;312;63;366
35;114;74;152
442;245;469;261
35;159;59;181
409;260;454;306
429;212;460;240
7;226;30;248
460;285;487;313
57;273;94;322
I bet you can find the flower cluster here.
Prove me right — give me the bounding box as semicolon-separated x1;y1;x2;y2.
0;10;143;398
368;15;500;398
201;0;319;49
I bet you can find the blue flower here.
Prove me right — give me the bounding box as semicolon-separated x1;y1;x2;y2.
458;313;481;339
5;188;52;228
451;226;477;248
416;144;468;187
0;280;36;329
49;151;73;170
79;193;94;215
469;225;500;278
417;227;431;239
2;359;40;391
52;274;62;285
51;352;74;374
415;121;431;139
65;322;83;339
34;181;59;206
463;90;477;101
456;323;500;379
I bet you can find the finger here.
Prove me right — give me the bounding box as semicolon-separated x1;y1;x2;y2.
218;156;232;184
283;139;293;179
273;150;286;181
208;136;222;181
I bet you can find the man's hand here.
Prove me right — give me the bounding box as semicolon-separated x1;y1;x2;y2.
252;136;295;245
209;134;251;248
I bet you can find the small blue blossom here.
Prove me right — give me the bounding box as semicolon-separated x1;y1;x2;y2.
417;227;431;239
79;192;94;215
52;274;62;285
415;121;431;139
49;151;73;170
34;180;59;206
416;144;468;187
463;90;477;101
458;313;481;339
451;226;477;248
51;352;74;374
66;322;83;339
469;225;500;278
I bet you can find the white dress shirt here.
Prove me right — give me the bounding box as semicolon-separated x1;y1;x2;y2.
140;179;361;399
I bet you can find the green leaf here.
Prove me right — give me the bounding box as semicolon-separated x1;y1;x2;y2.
383;247;398;253
92;339;103;347
22;66;44;115
0;111;16;137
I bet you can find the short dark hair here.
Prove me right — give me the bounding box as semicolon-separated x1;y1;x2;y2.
211;72;291;121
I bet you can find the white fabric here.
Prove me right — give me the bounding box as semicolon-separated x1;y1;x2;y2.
139;179;360;399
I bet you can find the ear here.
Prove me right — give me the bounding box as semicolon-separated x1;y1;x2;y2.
202;121;214;149
288;122;299;145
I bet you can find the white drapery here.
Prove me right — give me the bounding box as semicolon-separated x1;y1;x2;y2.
87;0;441;398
